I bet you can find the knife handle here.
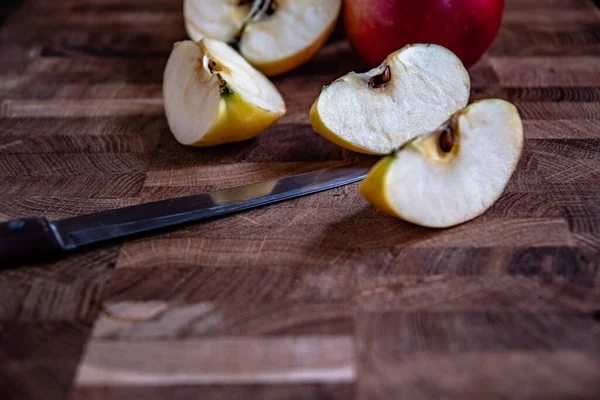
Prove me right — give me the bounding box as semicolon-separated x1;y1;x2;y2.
0;217;64;268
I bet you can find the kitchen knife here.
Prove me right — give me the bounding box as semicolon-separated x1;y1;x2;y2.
0;165;368;267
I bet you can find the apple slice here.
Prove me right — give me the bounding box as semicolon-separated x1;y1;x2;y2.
360;99;524;228
163;38;285;147
183;0;342;76
310;44;470;155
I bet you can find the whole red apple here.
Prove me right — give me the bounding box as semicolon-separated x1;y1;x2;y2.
344;0;504;68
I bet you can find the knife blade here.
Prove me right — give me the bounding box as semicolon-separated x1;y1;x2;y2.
0;165;368;267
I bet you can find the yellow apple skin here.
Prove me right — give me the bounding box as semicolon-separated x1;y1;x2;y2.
360;154;506;227
164;39;285;147
359;149;463;226
248;16;339;77
190;91;284;147
358;155;402;218
309;96;381;155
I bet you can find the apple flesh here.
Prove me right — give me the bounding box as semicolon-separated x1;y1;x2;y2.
184;0;342;76
360;99;524;228
344;0;504;68
310;44;470;155
163;38;285;147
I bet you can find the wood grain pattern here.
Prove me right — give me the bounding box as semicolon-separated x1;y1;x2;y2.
489;57;600;87
356;351;600;400
76;336;355;386
0;320;93;399
356;276;600;312
70;383;356;400
0;0;599;399
1;99;164;118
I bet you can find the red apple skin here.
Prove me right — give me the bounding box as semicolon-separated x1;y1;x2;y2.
344;0;504;68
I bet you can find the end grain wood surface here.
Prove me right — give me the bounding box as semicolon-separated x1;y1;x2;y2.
1;0;600;399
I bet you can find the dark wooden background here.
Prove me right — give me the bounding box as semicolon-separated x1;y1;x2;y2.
1;0;600;399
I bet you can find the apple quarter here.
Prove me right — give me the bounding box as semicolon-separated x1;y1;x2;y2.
360;99;524;228
310;44;470;155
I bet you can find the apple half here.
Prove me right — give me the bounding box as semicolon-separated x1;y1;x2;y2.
310;44;470;155
184;0;342;76
360;99;524;228
163;38;286;147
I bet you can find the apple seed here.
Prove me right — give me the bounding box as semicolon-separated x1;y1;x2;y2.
439;127;454;153
265;0;277;16
249;0;277;21
368;66;391;88
229;1;277;51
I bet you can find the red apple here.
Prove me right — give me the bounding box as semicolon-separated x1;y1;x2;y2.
344;0;504;68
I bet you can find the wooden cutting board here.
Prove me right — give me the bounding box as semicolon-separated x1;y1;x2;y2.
1;0;600;399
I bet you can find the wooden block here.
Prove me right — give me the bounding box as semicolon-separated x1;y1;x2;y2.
0;174;146;199
552;187;600;217
1;99;164;118
505;147;550;192
0;117;163;153
0;245;117;321
70;383;355;400
4;83;162;100
92;299;353;338
490;57;600;87
483;192;561;218
0;44;33;78
29;0;182;13
469;85;508;102
106;266;355;303
0;275;107;321
553;186;600;248
114;235;360;269
355;311;600;352
573;233;600;252
504;0;599;11
528;139;600;186
507;246;596;276
23;11;182;32
567;219;600;244
469;57;500;86
468;58;507;101
504;9;600;24
515;102;600;119
357;246;589;277
356;275;600;313
507;87;600;102
75;336;355;386
404;218;573;248
24;57;167;84
113;217;573;269
490;25;600;57
1;8;183;56
0;320;93;399
132;203;374;239
138;179;361;202
36;32;178;59
0;153;149;176
524;120;600;139
356;351;600;400
143;161;348;190
151;123;347;166
0;197;140;220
